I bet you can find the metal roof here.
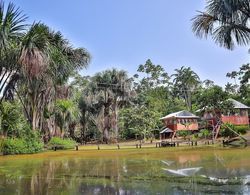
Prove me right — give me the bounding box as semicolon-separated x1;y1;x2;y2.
228;98;249;109
160;110;199;120
160;128;174;134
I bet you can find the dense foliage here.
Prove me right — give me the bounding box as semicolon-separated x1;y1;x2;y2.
2;133;44;155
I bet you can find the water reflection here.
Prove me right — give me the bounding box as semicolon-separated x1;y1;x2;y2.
162;167;202;176
0;147;250;194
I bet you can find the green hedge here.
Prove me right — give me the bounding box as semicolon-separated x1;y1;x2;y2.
2;137;44;155
48;137;76;150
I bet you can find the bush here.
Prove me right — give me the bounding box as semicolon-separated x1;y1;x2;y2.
176;131;191;139
2;137;44;155
220;123;248;138
48;137;76;150
198;129;211;139
234;125;249;135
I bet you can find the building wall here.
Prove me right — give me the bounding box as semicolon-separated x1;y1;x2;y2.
221;116;249;125
176;123;199;131
163;118;198;131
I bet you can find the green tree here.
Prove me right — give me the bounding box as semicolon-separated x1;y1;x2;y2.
0;101;27;137
192;0;250;49
18;23;90;132
119;106;161;140
226;64;250;104
91;69;133;142
195;85;232;113
0;1;27;101
172;66;200;111
55;99;79;137
135;59;169;91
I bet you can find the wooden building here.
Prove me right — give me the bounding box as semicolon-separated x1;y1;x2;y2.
203;99;249;126
201;99;249;139
160;110;199;139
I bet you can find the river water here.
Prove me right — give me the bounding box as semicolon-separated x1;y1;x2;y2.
0;146;249;194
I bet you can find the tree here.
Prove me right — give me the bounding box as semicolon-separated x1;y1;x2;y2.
55;99;79;137
135;59;169;91
91;69;133;142
192;0;250;50
18;23;90;132
0;1;27;101
226;64;250;105
195;85;232;114
119;106;161;140
172;66;200;111
0;101;27;137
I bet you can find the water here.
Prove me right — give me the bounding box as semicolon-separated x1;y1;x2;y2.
0;147;250;194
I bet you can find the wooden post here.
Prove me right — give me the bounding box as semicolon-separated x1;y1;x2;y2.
75;145;78;151
139;144;141;148
191;141;193;146
195;141;197;146
54;146;57;151
117;144;120;149
97;145;100;150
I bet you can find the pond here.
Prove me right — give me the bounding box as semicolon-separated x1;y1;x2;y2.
0;146;250;194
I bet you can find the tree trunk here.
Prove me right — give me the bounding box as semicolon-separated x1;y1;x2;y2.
32;108;38;131
103;104;110;143
112;101;119;141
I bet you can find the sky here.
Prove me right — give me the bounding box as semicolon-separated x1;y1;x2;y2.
6;0;250;86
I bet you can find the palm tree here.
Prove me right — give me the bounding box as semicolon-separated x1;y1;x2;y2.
109;69;133;140
18;23;51;131
192;0;250;49
172;66;200;111
0;1;27;101
90;69;133;142
55;99;79;137
18;23;91;131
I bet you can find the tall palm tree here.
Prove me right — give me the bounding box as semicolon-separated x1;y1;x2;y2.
172;66;200;111
18;23;90;131
192;0;250;49
109;69;133;140
90;69;132;142
0;1;27;101
18;23;50;131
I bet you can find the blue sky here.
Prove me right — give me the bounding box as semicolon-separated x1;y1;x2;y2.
7;0;249;86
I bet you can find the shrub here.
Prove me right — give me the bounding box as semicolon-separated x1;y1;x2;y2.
234;125;249;135
176;131;191;139
48;137;76;150
220;123;248;138
2;137;44;155
198;129;211;139
220;123;235;138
